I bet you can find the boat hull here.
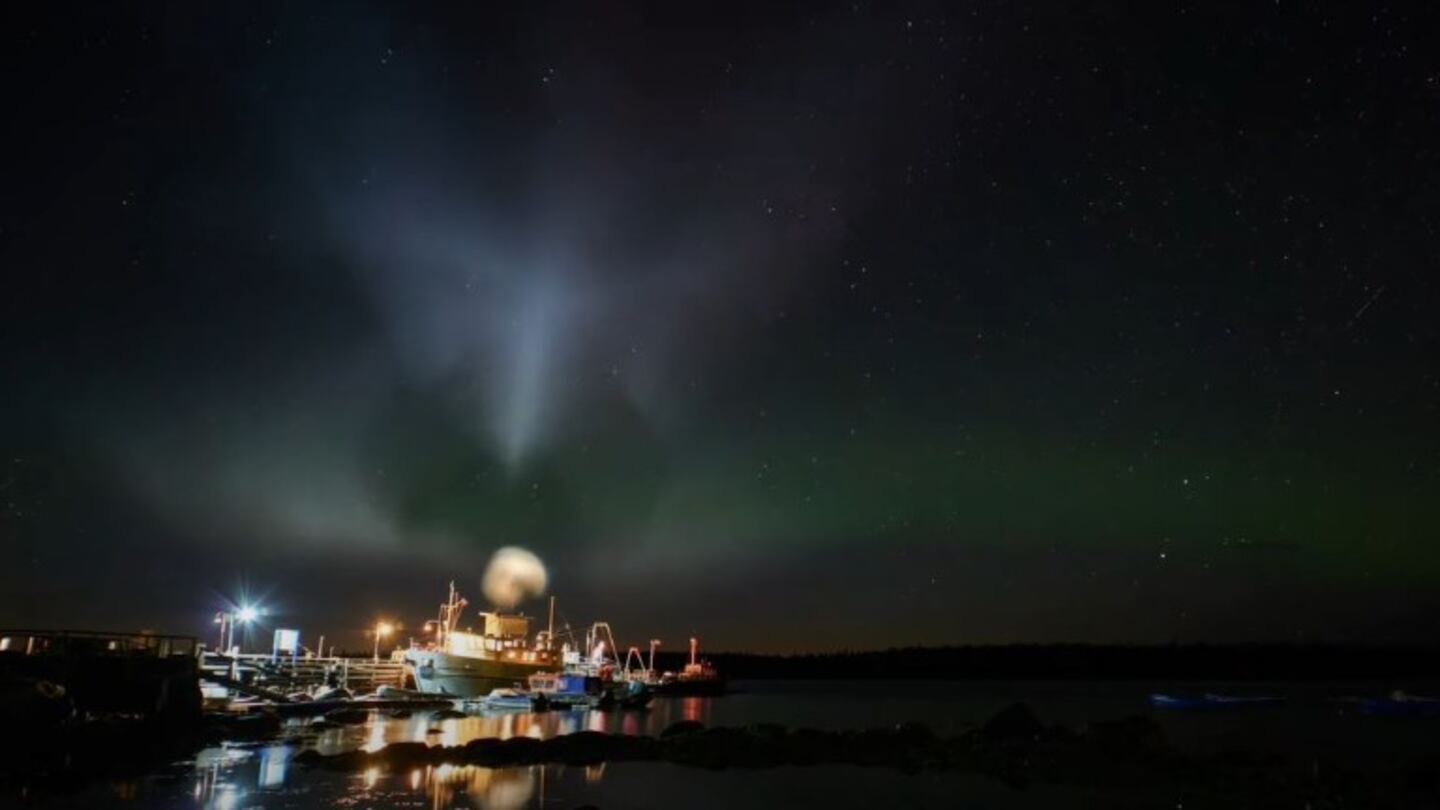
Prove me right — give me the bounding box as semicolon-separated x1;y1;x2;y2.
404;650;550;698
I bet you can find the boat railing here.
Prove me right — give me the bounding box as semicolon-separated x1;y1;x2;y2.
196;650;409;691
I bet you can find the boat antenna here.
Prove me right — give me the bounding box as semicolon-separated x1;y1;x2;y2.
547;595;555;649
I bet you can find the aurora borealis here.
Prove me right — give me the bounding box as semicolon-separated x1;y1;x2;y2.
2;2;1438;651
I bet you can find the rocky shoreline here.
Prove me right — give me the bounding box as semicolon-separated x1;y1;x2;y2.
284;704;1437;807
5;702;1439;807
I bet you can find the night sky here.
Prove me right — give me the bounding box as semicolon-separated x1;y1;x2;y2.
3;2;1438;652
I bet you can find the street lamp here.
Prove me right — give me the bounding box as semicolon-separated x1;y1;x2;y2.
373;621;394;662
217;604;264;653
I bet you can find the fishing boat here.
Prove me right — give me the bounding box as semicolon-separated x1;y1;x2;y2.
606;678;654;709
549;624;653;709
402;584;559;698
653;637;726;696
1149;693;1284;711
528;671;600;709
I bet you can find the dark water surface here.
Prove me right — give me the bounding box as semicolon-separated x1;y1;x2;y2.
16;679;1439;808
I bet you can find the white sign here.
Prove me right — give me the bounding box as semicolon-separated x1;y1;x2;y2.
273;628;300;655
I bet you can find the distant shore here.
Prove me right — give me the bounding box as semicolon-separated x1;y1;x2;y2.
657;643;1440;681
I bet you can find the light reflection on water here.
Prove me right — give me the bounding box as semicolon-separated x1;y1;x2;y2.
98;748;1117;810
34;681;1419;808
153;703;709;809
186;745;547;810
309;696;712;755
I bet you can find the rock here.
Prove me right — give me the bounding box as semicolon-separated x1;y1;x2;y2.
1083;715;1165;758
549;731;614;764
979;702;1043;743
498;736;545;763
749;722;788;739
461;737;505;762
377;741;434;768
892;722;937;746
660;720;704;738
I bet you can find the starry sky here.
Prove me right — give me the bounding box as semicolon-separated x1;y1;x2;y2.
2;2;1438;652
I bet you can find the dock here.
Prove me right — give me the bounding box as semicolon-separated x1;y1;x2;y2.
2;628;421;721
197;651;409;696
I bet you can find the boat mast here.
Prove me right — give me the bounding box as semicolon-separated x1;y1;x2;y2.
547;595;555;650
439;581;463;646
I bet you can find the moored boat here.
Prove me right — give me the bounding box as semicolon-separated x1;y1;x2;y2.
1358;692;1440;717
528;671;600;709
605;678;654;709
653;637;726;696
403;584;558;698
475;688;542;712
1149;693;1283;711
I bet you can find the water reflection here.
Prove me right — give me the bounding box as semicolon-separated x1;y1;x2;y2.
256;745;289;788
189;744;549;810
18;699;722;807
423;764;535;810
190;746;254;809
311;698;716;756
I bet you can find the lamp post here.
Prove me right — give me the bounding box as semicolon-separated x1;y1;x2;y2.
373;621;394;662
215;605;263;654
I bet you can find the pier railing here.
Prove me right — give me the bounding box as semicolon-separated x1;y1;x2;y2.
197;651;408;693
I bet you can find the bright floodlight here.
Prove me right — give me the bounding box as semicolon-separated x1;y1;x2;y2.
376;622;394;637
236;606;260;623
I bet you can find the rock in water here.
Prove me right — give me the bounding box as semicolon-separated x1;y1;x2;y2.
661;720;705;738
1084;715;1166;757
980;702;1043;742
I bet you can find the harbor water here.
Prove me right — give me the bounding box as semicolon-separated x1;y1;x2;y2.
15;679;1440;808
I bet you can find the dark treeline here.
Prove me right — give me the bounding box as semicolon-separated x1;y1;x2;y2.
650;645;1440;681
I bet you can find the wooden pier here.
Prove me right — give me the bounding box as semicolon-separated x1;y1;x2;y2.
197;651;410;695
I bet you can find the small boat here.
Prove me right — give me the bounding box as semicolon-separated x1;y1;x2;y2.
1150;693;1283;711
1203;693;1284;706
604;678;654;710
1358;692;1440;717
476;688;543;712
